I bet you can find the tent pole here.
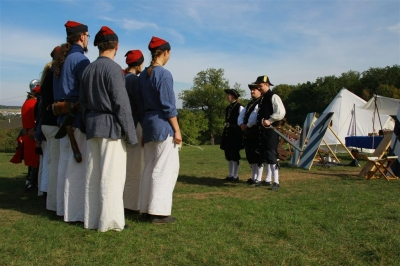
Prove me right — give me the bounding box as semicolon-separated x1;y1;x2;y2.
374;95;383;132
328;126;360;166
353;103;356;136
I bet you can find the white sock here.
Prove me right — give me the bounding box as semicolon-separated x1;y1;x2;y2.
228;161;234;177
257;165;264;182
233;161;239;178
265;164;272;182
271;164;279;184
251;164;257;180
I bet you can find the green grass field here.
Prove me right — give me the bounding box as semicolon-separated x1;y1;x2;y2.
1;146;399;265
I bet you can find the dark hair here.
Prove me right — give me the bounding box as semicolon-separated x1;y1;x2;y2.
97;41;118;52
54;33;83;78
125;65;142;75
147;50;166;77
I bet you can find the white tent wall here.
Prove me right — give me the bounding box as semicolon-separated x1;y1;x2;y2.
318;88;394;153
359;95;400;116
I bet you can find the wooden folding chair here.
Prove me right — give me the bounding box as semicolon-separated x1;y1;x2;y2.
364;156;399;181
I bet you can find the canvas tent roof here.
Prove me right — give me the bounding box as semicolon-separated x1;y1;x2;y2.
318;88;394;152
359;94;400;116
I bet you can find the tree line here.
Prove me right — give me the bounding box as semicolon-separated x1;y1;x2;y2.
1;65;399;152
178;65;400;146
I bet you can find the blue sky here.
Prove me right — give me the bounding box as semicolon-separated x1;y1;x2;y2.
0;0;399;108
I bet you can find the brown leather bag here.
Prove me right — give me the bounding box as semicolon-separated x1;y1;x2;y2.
52;102;81;116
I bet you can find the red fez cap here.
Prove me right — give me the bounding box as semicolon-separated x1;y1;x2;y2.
125;50;144;66
148;36;171;52
50;46;60;58
64;20;88;37
94;26;118;46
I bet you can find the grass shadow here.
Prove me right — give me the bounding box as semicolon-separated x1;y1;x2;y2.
306;171;365;181
0;175;68;223
177;175;244;187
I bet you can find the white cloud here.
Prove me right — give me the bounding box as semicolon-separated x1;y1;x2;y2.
388;23;400;33
166;29;185;45
102;17;158;31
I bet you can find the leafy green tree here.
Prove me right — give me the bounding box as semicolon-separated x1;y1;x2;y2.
179;68;245;145
375;84;400;98
0;128;21;152
178;109;207;146
359;65;400;99
338;70;361;93
273;84;295;104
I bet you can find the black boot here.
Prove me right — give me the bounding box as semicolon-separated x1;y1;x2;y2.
43;192;47;208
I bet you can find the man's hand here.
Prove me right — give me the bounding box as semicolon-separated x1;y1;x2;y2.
262;119;271;127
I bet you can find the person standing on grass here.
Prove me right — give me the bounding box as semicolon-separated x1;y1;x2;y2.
39;46;60;211
220;89;244;182
238;83;263;185
14;83;41;190
80;26;137;232
138;36;181;224
255;75;285;191
123;49;145;213
53;20;90;221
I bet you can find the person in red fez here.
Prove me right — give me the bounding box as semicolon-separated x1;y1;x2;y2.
36;45;62;211
53;20;90;222
80;26;137;232
122;49;145;213
137;36;181;224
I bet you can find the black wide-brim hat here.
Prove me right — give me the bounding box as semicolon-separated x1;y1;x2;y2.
248;83;258;89
254;75;274;86
224;89;240;98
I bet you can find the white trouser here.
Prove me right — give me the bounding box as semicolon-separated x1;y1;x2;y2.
123;123;144;211
84;138;127;232
57;128;86;221
140;136;180;216
42;125;60;211
39;140;48;194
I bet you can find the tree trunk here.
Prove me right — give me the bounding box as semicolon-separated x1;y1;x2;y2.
210;133;215;145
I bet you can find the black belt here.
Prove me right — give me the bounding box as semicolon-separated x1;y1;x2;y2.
54;99;78;103
225;122;238;128
245;127;258;132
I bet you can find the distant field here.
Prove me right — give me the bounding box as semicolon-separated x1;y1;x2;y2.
0;109;20;112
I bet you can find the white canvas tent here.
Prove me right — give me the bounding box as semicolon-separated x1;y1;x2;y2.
359;94;400;116
319;88;394;152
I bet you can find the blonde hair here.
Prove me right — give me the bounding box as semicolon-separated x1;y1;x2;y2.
147;50;165;77
125;65;143;75
39;62;53;86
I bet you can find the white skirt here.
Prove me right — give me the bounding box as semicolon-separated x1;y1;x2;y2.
140;136;180;216
84;137;127;232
